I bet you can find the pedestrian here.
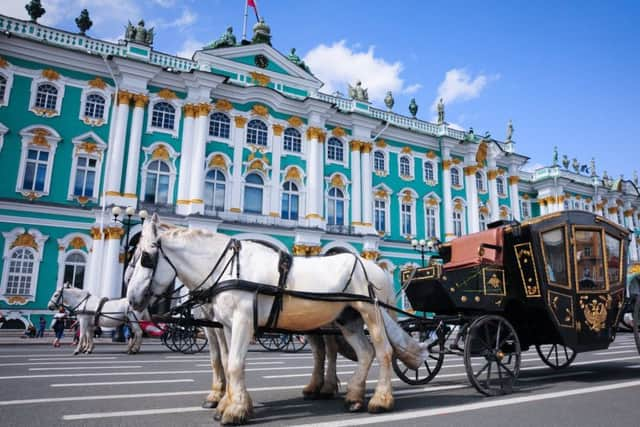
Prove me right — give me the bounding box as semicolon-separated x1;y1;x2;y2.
36;316;46;338
0;311;5;328
51;307;66;347
123;323;131;342
24;323;36;338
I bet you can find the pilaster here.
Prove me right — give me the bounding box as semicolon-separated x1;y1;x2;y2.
442;151;454;241
176;103;197;215
188;103;212;214
350;140;362;225
464;163;479;234
305;126;326;227
101;226;124;299
269;124;284;217
104;90;132;205
508;172;521;220
123;93;149;204
360;142;374;231
487;166;499;222
230;115;247;212
84;226;104;297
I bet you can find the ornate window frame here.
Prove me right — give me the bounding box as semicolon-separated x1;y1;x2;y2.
398;154;414;181
281;166;306;220
398;188;418;238
0;121;7;152
496;175;507;198
208;111;232;141
242;170;268;215
146;95;182;138
475;170;487;194
325;173;350;226
423;158;438;186
16;125;61;199
326;137;347;165
0;61;15;107
452;197;467;237
520;198;531;219
423;192;442;240
56;233;91;290
140;143;180;205
283;127;303;154
1;227;48;305
67;131;107;204
29;74;65;118
78;84;113;127
373;150;388;176
246;118;270;148
373;184;392;236
451;166;463;189
204;152;232;213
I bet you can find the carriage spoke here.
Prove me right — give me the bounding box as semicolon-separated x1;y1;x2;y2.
554;345;559;366
475;361;490;378
485;361;493;388
497;360;516;378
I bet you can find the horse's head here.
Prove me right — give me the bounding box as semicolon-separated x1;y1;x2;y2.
47;286;65;311
47;283;83;310
126;213;175;311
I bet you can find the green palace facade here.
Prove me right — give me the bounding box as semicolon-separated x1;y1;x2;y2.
0;13;639;328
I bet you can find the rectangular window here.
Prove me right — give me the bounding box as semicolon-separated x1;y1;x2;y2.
453;211;463;237
541;227;570;288
574;228;606;291
22;149;48;192
605;234;622;286
521;200;530;219
374;199;386;233
425;206;437;238
73;156;98;197
401;203;412;235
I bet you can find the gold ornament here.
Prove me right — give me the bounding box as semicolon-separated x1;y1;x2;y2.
41;69;60;80
157;88;177;100
249;71;270;86
88;77;107;89
215;99;233;111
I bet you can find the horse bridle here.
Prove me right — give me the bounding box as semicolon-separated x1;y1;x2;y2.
50;286;91;315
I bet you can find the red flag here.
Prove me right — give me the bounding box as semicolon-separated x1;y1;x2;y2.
247;0;260;20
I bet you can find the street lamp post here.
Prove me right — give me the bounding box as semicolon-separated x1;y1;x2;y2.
411;238;428;267
111;206;148;298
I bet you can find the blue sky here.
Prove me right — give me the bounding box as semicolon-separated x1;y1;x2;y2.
2;0;639;179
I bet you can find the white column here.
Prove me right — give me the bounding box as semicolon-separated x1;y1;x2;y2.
464;164;480;234
101;226;124;299
269;124;284;217
442;157;454;241
625;209;638;261
509;172;521;221
123;94;148;202
188;104;212;215
487;166;499;222
85;227;104;297
105;91;132;196
176;104;196;214
361;142;373;227
304;126;325;226
607;205;618;223
230;116;247;212
350;140;362;225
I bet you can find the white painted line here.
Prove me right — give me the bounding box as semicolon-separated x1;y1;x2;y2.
1;360;134;367
265;370;355;379
296;379;640;427
594;350;637;356
63;406;207;420
392;384;466;396
0;370;211;380
195;361;285;367
28;357;118;362
627;365;640;368
0;390;208;406
570;355;639;366
519;371;592;382
0;353;88;358
51;379;195;387
29;365;143;371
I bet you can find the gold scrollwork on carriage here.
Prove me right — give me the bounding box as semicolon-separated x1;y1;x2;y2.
514;242;541;297
548;290;575;329
578;294;611;333
609;288;625;328
482;267;506;296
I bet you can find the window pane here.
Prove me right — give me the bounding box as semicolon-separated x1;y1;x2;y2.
157;175;170;203
244;186;262;214
541;228;569;286
144;174;157;203
605;234;621;285
574;229;605;291
35;164;47;191
74;169;85;196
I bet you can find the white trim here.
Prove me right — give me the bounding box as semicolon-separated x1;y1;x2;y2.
29;76;65;118
78;86;113;127
372;149;388;177
0;65;15;107
452;197;467;237
146;97;183;138
241;169;269;215
398;154;414;181
423;192;442;240
204;152;232;212
16;125;62;198
496;175;507;198
245;118;271;149
326;136;347;166
206;111;233;143
450;165;464;189
397;188;418;238
475;169;488;194
0;121;8;152
1;227;48;304
282;126;304;155
56;248;88;291
422;158;439;186
67;132;107;202
325;173;350;226
140;143;180;205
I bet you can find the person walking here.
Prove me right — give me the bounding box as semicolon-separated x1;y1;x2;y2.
52;307;66;347
36;316;46;338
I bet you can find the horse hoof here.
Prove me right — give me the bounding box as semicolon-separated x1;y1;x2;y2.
302;391;318;400
345;401;364;412
213;411;222;421
73;351;79;356
202;400;218;409
317;392;335;400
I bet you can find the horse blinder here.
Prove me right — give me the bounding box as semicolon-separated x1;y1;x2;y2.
140;250;158;269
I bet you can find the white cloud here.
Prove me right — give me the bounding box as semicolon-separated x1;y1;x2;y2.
149;8;196;31
522;162;545;173
431;68;498;111
177;38;205;59
150;0;175;7
303;40;421;103
0;3;30;20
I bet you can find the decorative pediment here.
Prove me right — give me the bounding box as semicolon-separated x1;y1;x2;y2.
208;153;228;170
152;145;171;160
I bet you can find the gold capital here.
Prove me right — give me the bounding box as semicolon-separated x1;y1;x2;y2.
361;142;372;154
487;169;499;180
234;116;248;128
183;103;196;118
306;127;325;142
463;165;478;176
272;124;284;136
215;99;233;111
350;140;362;151
90;227;103;240
360;250;379;261
105;226;125;240
442;159;452;170
133;93;149;108
197;103;212;117
117;90;132;105
508;176;520;185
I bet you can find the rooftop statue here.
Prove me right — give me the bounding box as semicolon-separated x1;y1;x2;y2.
252;18;272;45
634;170;638;186
562;154;569;169
348;81;369;102
384;91;394;111
572;158;580;173
125;20;154;45
553;146;558;166
437;98;445;124
207;26;237;49
506;119;513;142
590;158;597;177
287;48;311;73
408;98;418;118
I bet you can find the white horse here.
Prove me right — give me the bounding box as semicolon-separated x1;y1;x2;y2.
48;287;145;355
127;214;426;425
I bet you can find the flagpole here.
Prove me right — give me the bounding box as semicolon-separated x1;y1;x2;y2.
242;0;249;41
253;0;261;20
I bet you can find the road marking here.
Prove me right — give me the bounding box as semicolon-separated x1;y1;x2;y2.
28;357;119;361
0;390;208;406
518;371;592;382
29;365;143;371
392;384;466;396
594;349;637;355
0;370;212;380
63;406;207;420
0;360;133;367
264;370;355;379
195;361;285;367
296;379;640;427
50;379;195;387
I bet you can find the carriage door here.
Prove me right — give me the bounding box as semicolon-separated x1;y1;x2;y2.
571;226;612;346
540;226;575;335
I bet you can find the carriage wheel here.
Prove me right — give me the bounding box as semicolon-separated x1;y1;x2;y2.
535;343;576;369
392;328;445;385
633;295;640;355
183;327;208;354
464;315;521;396
172;326;195;353
162;327;180;352
283;334;308;353
256;333;290;351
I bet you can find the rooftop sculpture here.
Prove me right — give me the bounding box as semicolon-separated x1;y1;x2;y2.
348;81;369;102
125;20;154;45
206;26;237;49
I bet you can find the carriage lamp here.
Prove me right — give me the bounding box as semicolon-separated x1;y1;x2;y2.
411;239;428;267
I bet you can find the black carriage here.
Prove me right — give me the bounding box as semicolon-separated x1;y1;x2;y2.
395;210;640;395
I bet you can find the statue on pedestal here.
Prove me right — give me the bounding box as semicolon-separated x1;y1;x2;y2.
437;98;445;124
125;20;154;45
506;119;513;142
552;146;558;166
287;48;310;73
207;26;237;49
348;81;369;102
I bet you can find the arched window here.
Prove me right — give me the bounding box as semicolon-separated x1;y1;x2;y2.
144;160;171;204
246;119;268;146
281;181;299;220
496;176;505;196
424;161;434;181
451;167;461;187
453;209;464;237
479;213;488;231
327;138;344;162
373;151;385;172
0;75;6;102
63;252;86;289
84;93;106;119
204;169;226;212
151;102;176;129
209;112;230;138
6;248;36;295
374;199;386;233
283;128;302;153
243;173;264;214
475;171;485;192
21;148;49;192
327;187;345;225
34;83;58;110
73;156;97;197
520;200;531;219
425;206;438;238
399;156;411;177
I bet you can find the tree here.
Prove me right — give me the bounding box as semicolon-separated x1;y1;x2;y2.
25;0;46;23
75;9;93;35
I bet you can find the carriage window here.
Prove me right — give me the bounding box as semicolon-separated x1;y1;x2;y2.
541;228;570;287
574;228;605;291
604;234;622;286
